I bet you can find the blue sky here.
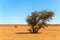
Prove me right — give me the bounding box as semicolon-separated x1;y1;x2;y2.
0;0;60;24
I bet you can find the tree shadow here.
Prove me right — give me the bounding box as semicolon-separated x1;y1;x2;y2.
15;32;42;34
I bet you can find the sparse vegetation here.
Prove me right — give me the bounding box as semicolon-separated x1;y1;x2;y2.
15;25;17;28
26;10;54;33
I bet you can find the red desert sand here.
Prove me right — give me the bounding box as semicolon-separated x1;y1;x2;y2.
0;24;60;40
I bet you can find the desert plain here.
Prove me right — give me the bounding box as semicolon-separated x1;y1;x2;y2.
0;24;60;40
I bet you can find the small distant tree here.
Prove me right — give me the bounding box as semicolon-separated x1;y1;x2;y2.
15;25;17;28
26;10;54;33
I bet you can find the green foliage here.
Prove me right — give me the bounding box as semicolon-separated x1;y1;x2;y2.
26;10;54;33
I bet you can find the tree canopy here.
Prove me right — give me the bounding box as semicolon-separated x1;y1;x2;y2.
26;10;54;33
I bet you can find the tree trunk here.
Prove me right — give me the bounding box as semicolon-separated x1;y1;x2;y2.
32;26;38;33
28;26;39;33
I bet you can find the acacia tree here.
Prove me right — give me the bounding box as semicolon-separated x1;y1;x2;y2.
26;10;54;33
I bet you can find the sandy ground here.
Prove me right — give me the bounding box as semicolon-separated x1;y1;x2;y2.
0;25;60;40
